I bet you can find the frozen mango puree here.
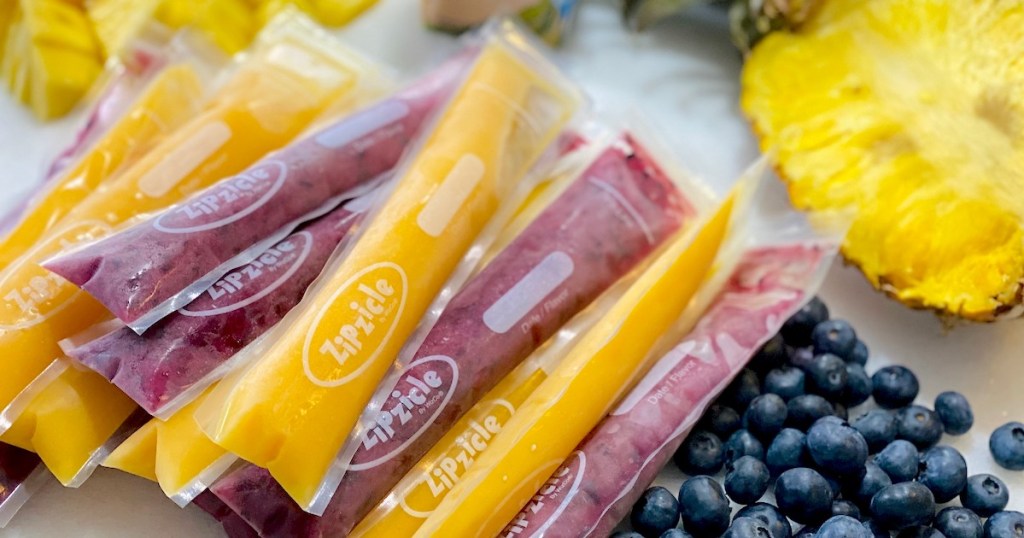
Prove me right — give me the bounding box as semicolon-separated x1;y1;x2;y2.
414;193;737;538
0;62;206;269
0;18;378;423
0;364;137;486
350;351;558;538
197;25;581;513
104;388;232;504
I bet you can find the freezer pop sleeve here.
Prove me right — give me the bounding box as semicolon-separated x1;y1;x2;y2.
413;191;738;538
501;242;838;538
196;22;581;513
0;17;378;428
0;365;140;486
45;55;467;334
307;133;696;536
0;60;205;269
63;197;368;418
193;490;259;538
0;442;46;528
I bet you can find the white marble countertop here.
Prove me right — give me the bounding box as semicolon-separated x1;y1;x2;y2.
1;1;1021;536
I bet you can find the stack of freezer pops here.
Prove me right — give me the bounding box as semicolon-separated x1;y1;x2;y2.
0;10;844;537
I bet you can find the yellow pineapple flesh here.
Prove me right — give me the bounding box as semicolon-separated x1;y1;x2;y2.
742;0;1024;321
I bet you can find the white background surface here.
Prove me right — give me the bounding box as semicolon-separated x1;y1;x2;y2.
1;1;1022;536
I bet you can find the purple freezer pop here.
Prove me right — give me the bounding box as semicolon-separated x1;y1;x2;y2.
211;134;698;537
63;199;367;417
44;56;469;333
193;490;259;538
500;243;836;538
0;442;43;527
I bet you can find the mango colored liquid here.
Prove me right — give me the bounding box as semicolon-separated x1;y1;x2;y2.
350;362;549;538
0;63;206;269
104;389;230;500
0;365;136;486
0;36;371;422
198;41;578;510
414;195;735;538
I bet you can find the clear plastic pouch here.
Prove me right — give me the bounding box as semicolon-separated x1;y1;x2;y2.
196;19;584;514
0;362;146;488
0;9;385;435
412;159;760;537
499;179;850;538
44;50;469;334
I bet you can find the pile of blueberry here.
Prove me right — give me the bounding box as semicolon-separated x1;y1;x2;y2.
615;297;1024;538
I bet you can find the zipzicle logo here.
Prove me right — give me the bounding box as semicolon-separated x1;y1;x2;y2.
0;220;112;331
303;262;407;387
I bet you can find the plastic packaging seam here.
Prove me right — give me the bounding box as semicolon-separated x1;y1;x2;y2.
0;360;69;437
125;175;386;334
168;453;240;507
0;464;51;528
63;407;151;489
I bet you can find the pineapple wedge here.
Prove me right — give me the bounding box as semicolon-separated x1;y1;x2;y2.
742;0;1024;321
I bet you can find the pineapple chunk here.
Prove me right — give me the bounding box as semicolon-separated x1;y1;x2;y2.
155;0;256;53
85;0;161;58
742;0;1024;321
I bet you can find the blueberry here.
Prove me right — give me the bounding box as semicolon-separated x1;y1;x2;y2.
937;508;983;536
812;320;858;361
805;353;848;399
850;340;870;366
869;482;936;530
896;526;944;538
983;511;1024;538
723;370;762;412
818;515;872;538
853;410;898;453
807;417;869;478
775;467;834;525
750;334;788;375
787;395;837;431
764;367;806;401
862;519;892;538
917;445;968;503
678;476;731;537
989;422;1024;471
767;428;810;476
872;366;920;409
933;507;983;538
610;532;645;538
896;406;943;450
843;363;873;407
832;499;862;519
960;474;1009;518
843;461;892;507
735;503;793;538
723;516;774;538
934;391;973;435
789;347;816;370
724;456;770;505
631;486;680;537
659;530;694;538
674;430;725;475
724;430;765;465
782;297;829;346
700;405;742;439
744;394;788;440
875;440;920;483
